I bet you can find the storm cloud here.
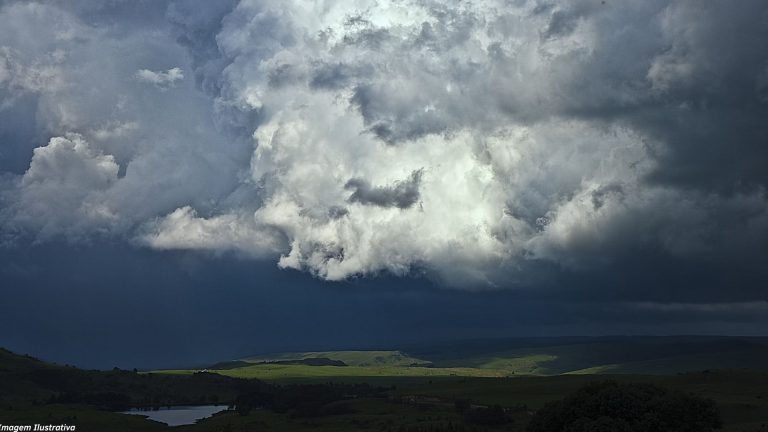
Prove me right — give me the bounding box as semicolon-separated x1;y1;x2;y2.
1;0;767;291
345;169;423;209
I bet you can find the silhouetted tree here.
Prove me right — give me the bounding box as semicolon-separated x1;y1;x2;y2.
463;404;510;426
453;398;470;413
527;381;722;432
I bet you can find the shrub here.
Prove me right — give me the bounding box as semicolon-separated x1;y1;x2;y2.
527;381;722;432
464;404;510;426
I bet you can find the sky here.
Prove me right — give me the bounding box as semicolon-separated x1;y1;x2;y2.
1;0;767;369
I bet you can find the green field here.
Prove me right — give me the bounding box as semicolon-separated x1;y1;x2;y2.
5;337;768;431
413;336;768;375
4;369;768;431
240;350;432;367
154;337;768;382
162;363;510;380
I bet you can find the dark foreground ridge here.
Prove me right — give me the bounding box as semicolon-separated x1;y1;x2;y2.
1;345;766;431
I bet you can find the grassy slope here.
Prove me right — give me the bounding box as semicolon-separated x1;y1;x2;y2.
5;346;768;431
169;337;768;382
149;338;768;430
240;350;431;367
0;348;66;403
422;337;768;375
161;363;509;381
136;370;768;431
567;347;768;375
141;337;768;391
0;348;59;372
5;372;767;432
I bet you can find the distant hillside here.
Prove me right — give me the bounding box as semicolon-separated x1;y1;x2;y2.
0;347;61;372
0;348;63;403
409;335;768;375
196;336;768;379
6;346;768;432
0;347;268;409
568;346;768;375
240;350;431;367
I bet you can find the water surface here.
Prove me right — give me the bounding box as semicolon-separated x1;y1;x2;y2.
121;405;229;426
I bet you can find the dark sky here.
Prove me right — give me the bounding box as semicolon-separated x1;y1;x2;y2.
2;241;766;369
1;0;767;369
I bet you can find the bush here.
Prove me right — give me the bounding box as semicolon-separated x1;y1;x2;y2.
454;398;471;413
527;381;722;432
464;404;510;426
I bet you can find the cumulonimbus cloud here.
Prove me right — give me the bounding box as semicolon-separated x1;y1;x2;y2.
1;0;767;288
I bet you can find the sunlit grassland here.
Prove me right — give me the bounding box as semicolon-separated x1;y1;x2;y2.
156;363;512;380
240;350;431;367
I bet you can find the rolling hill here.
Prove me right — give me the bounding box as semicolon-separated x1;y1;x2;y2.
193;336;768;380
239;350;432;367
5;342;768;431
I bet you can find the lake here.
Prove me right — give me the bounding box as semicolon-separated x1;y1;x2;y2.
121;405;230;426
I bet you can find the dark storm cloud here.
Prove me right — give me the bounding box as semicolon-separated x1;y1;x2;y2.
0;0;767;292
1;1;768;371
327;206;349;219
3;0;175;31
540;0;768;192
590;183;624;210
350;84;452;144
0;92;39;174
541;1;600;40
3;242;768;369
345;169;423;209
308;62;365;90
166;0;239;95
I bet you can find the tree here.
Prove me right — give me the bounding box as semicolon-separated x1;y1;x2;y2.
464;405;510;426
527;381;722;432
453;398;470;413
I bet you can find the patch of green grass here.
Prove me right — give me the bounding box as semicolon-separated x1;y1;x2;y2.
567;350;768;375
159;364;509;381
5;370;768;432
8;342;768;431
462;354;558;375
186;370;768;432
240;350;431;367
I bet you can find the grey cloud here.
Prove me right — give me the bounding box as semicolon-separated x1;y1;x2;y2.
2;134;119;239
351;84;451;144
328;206;349;219
166;0;238;96
308;62;368;90
551;0;768;192
0;0;767;291
0;1;247;239
541;1;603;40
591;183;624;210
345;170;423;209
135;67;184;89
341;27;391;50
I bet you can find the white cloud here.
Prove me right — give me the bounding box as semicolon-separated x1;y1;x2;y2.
1;0;767;288
5;133;119;238
0;2;251;241
141;206;283;256
135;67;184;90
